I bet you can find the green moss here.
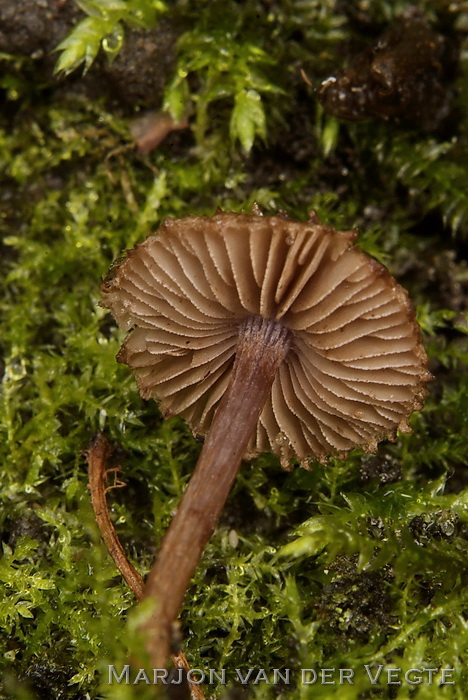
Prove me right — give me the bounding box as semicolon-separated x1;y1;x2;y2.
55;0;168;75
1;1;467;698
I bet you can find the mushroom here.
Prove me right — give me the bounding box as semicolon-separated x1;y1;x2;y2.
100;208;431;667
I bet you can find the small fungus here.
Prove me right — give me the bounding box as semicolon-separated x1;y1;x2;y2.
317;10;453;130
101;208;431;666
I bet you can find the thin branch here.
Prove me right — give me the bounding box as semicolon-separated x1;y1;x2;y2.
86;432;144;597
85;432;205;700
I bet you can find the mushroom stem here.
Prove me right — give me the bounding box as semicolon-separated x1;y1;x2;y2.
141;315;291;667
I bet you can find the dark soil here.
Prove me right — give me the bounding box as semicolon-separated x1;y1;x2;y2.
0;0;178;109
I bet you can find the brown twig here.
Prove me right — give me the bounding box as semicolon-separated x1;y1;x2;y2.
87;433;144;597
85;432;205;700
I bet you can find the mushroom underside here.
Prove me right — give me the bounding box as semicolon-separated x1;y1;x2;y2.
101;211;431;466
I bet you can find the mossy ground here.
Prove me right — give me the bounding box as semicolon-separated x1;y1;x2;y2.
1;1;467;699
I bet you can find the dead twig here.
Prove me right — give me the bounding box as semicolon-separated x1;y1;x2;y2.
85;432;205;700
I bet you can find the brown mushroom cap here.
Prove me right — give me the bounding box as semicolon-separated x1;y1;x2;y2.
101;210;431;467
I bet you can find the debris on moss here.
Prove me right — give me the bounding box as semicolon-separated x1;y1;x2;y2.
316;556;396;643
317;8;457;130
359;453;402;485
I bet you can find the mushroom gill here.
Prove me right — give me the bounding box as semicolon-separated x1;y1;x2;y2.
101;209;431;468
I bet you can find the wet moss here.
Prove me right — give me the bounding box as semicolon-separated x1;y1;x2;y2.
316;557;396;644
